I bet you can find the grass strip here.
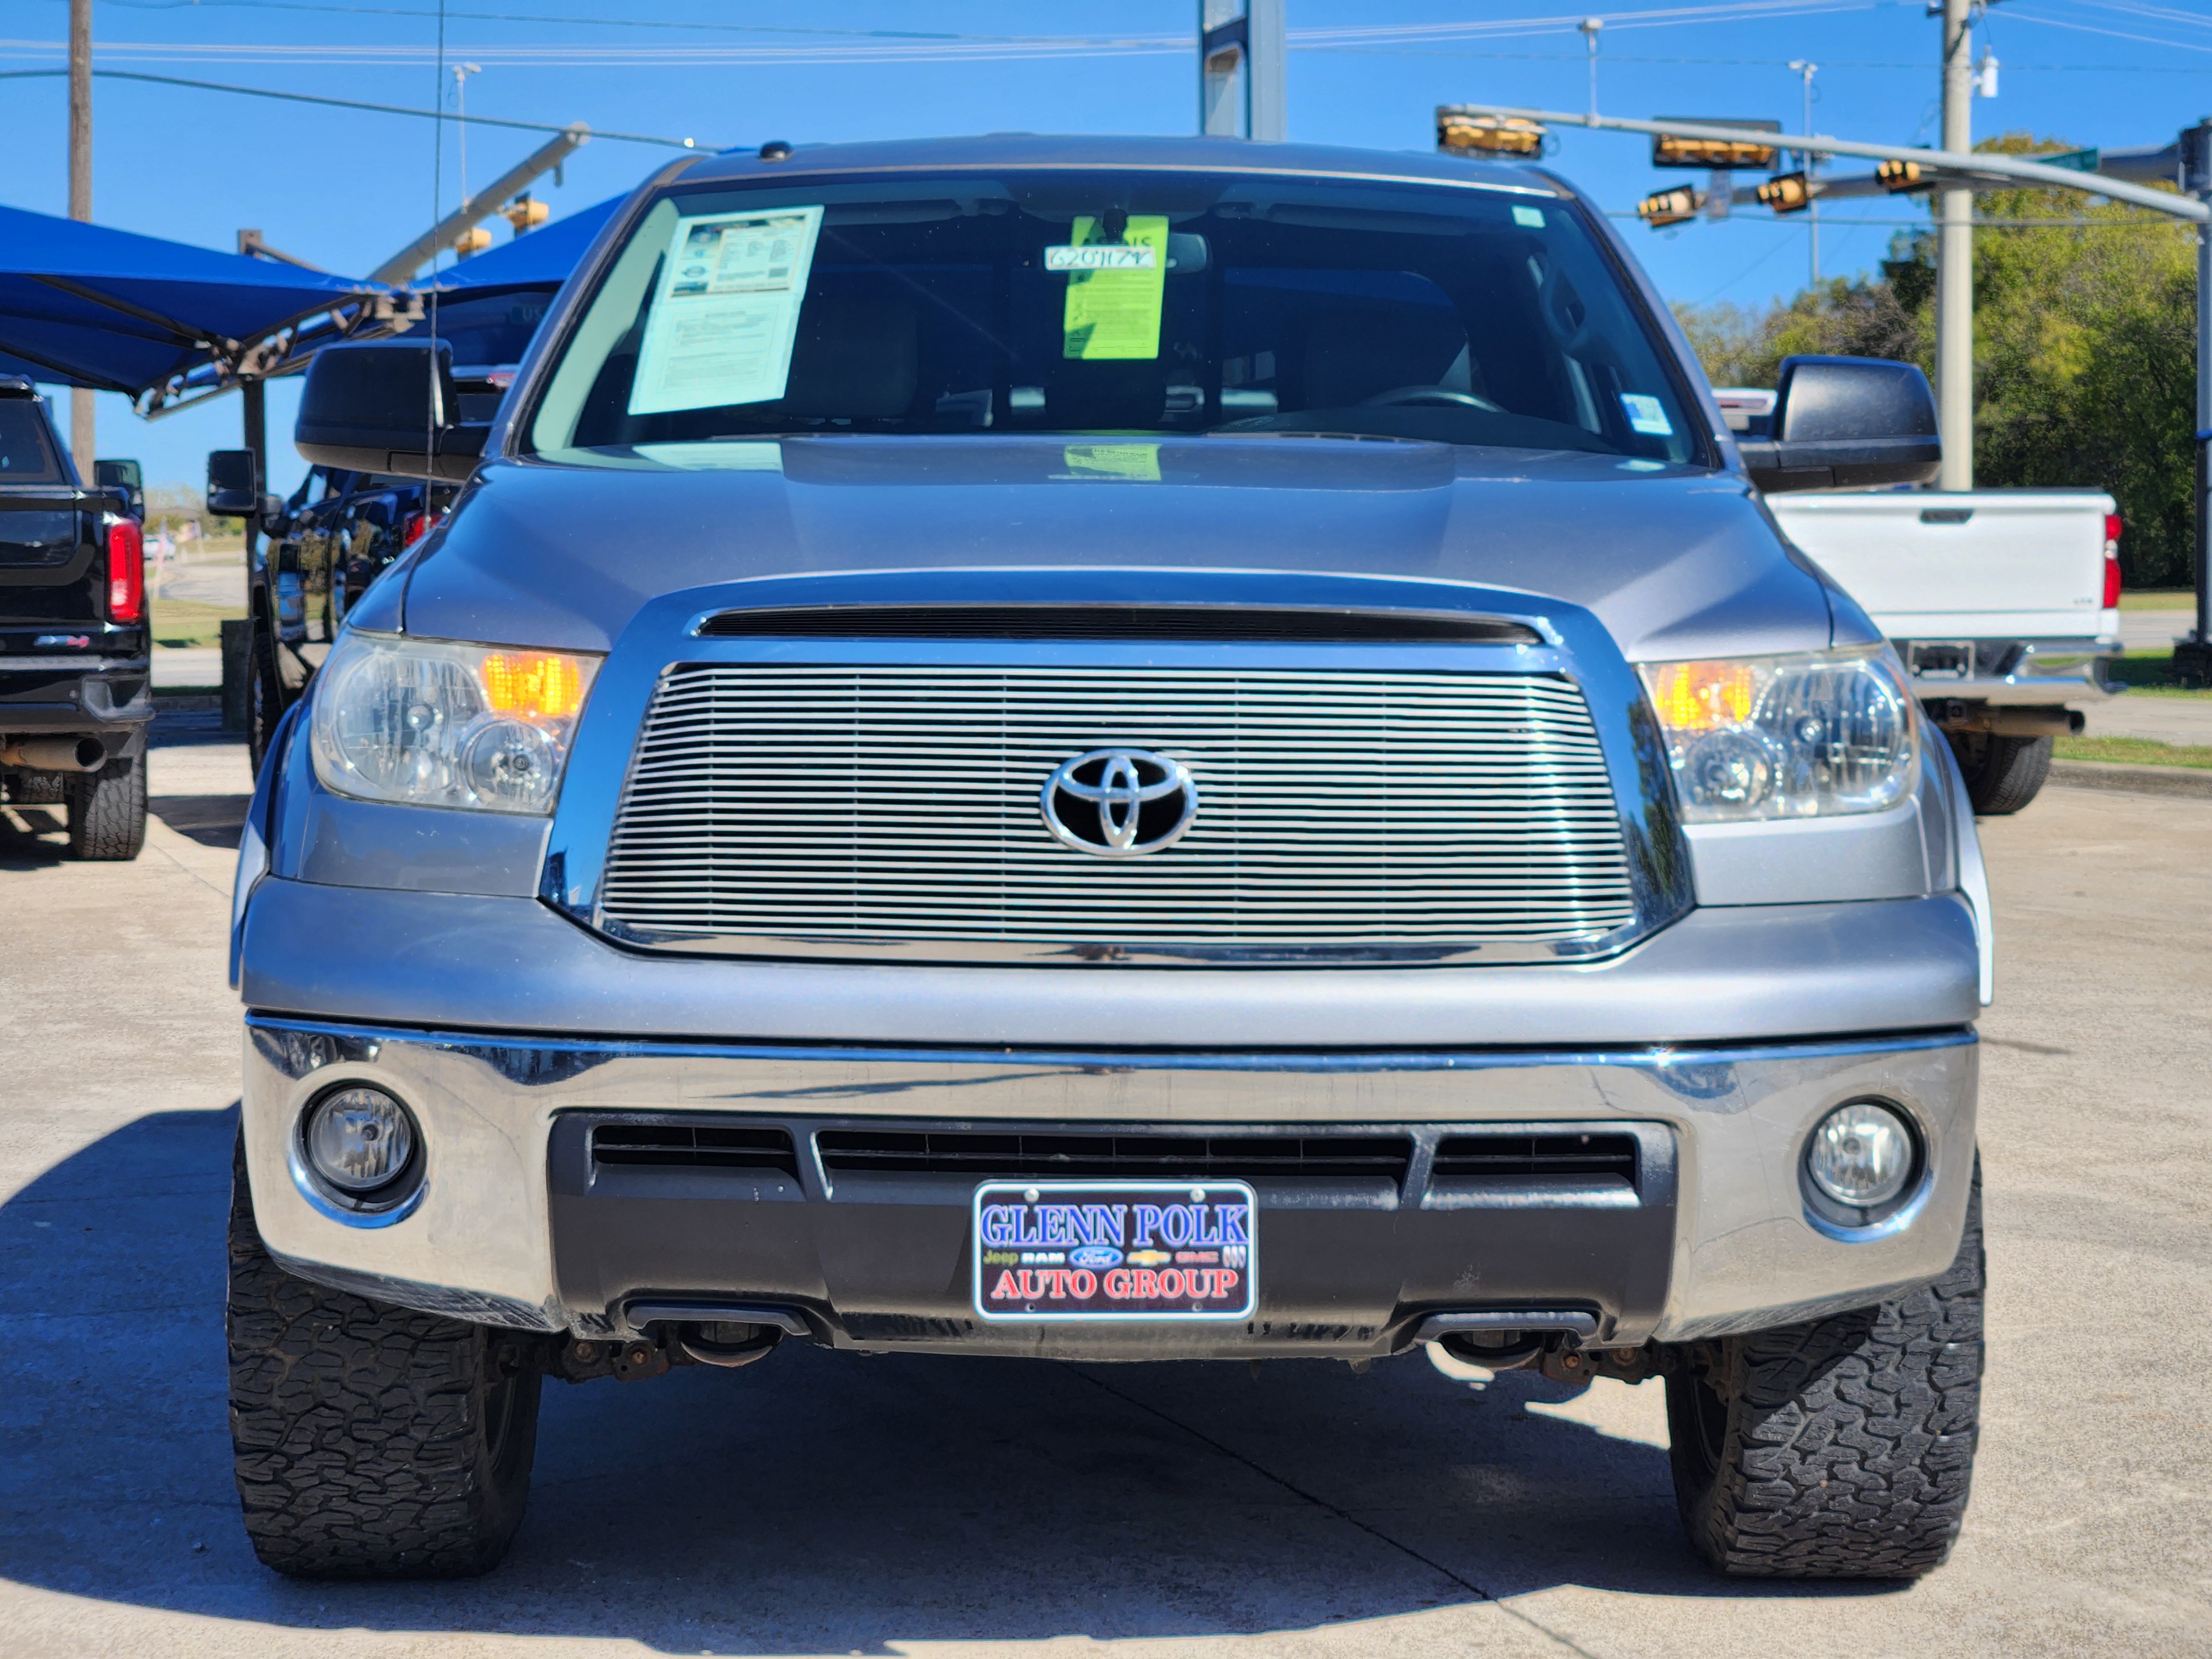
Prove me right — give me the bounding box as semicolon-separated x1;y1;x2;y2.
2119;591;2197;611
2055;734;2212;770
148;596;246;649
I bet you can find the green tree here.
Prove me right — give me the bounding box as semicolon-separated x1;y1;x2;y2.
1674;135;2198;587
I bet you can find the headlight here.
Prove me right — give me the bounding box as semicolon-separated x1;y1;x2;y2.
310;630;601;814
1637;646;1917;823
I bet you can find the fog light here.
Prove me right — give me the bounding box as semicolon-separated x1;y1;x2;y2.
304;1086;417;1195
1806;1101;1914;1208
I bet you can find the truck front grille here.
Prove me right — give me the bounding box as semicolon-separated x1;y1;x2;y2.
816;1128;1414;1184
598;666;1635;953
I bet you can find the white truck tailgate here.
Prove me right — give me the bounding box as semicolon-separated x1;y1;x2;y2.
1769;490;2116;644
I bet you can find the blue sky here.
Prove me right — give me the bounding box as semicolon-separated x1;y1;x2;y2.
7;0;2208;492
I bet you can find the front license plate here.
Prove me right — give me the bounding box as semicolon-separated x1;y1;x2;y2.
972;1180;1258;1322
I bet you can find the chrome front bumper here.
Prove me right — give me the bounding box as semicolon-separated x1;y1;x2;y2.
241;1016;1979;1358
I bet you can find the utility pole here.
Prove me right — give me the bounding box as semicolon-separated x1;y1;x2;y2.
1937;0;1975;491
67;0;94;477
1791;60;1820;285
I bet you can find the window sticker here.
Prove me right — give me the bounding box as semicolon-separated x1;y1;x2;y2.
1058;444;1162;481
1619;393;1675;436
1511;205;1547;229
1061;215;1168;361
628;205;824;416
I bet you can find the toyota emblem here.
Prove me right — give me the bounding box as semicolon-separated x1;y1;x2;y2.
1040;748;1199;857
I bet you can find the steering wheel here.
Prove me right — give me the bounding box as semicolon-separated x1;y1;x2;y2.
1361;385;1504;411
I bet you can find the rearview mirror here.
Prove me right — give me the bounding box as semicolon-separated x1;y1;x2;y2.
294;341;488;482
206;448;259;515
1737;356;1940;493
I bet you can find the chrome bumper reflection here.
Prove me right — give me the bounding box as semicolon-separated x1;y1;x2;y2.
239;1018;1978;1349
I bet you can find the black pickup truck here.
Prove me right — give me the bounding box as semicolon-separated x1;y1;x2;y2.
0;375;150;859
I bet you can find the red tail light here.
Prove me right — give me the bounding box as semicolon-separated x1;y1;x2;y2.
106;517;144;622
402;510;440;549
2103;512;2124;609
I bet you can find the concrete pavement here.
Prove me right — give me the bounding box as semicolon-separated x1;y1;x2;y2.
1;719;2208;1657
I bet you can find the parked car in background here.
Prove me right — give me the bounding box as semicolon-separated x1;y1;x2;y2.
228;135;1991;1585
211;284;554;770
0;377;149;857
1715;384;2120;813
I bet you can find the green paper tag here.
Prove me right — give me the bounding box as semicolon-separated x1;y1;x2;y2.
1061;215;1168;361
1061;444;1162;481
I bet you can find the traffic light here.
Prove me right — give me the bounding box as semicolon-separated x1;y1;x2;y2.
1637;186;1703;228
1650;120;1781;170
502;194;551;233
1877;159;1927;193
1436;109;1545;159
1758;172;1814;213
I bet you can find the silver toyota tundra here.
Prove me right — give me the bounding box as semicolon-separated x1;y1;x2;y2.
226;134;1990;1583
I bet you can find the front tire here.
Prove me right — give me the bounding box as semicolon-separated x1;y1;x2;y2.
1950;731;2051;816
225;1134;542;1578
64;753;145;860
244;622;286;776
1665;1164;1984;1578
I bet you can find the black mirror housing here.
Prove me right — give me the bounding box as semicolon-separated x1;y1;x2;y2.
1738;355;1941;493
207;447;260;515
294;341;488;482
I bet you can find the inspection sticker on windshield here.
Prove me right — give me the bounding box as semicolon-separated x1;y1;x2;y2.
1619;393;1674;436
972;1180;1256;1322
628;205;823;416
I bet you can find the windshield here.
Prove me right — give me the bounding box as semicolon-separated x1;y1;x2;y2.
525;169;1701;465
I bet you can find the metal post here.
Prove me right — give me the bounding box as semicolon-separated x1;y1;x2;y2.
2183;118;2212;673
1246;0;1286;142
1937;0;1975;491
1791;61;1820;286
1579;20;1603;124
67;0;95;476
1199;1;1246;138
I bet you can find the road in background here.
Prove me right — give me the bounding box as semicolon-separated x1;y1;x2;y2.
0;722;2206;1657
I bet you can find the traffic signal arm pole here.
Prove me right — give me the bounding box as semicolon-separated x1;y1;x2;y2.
1440;105;2209;222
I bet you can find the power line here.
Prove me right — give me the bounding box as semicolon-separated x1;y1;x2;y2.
0;65;697;144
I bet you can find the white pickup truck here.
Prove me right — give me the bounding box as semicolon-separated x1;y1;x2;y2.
1718;388;2121;813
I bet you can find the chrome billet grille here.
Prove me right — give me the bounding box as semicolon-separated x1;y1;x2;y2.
599;667;1635;950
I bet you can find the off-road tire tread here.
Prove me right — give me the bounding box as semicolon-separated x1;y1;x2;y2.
1956;733;2051;816
1667;1164;1984;1578
246;622;282;776
65;753;145;860
225;1134;540;1578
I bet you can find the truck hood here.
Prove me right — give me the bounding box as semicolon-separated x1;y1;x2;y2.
394;435;1838;661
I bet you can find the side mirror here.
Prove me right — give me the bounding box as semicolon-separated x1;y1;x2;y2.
294;341;489;482
1738;356;1941;493
95;458;145;518
207;448;260;515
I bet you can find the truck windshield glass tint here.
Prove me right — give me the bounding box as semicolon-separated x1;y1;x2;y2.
527;174;1698;463
0;401;65;482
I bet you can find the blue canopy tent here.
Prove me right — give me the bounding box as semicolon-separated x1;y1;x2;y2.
417;194;619;300
0;203;386;409
377;195;620;378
